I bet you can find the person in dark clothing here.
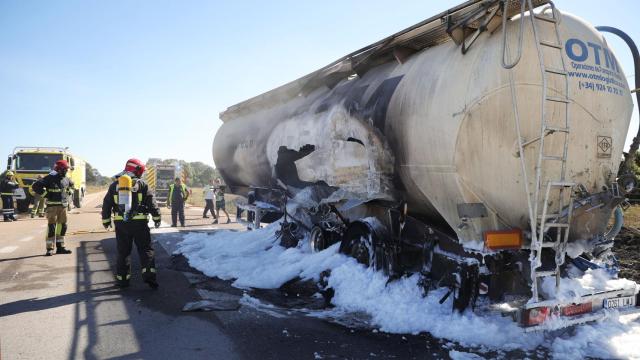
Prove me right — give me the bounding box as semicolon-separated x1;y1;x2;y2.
32;161;74;255
167;177;189;227
0;171;19;222
30;175;46;218
101;158;161;289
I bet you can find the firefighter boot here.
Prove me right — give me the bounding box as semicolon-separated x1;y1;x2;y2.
142;268;159;289
56;246;72;254
56;239;72;254
45;249;53;256
116;274;130;288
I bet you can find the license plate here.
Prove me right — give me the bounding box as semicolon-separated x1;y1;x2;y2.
604;296;636;309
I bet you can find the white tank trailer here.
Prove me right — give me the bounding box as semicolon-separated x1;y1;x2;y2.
214;0;640;329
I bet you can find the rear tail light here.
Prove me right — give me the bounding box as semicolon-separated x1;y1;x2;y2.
561;302;592;317
484;229;523;250
523;307;549;326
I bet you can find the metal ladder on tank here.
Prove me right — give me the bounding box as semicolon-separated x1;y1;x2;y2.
526;1;575;302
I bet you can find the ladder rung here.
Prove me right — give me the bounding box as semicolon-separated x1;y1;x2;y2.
545;67;567;75
535;270;557;277
545;223;570;228
543;155;565;161
545;126;570;133
534;15;558;23
538;213;561;219
540;40;562;49
546;96;570;103
541;242;559;248
548;181;575;187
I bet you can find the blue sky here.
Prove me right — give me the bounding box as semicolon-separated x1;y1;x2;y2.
0;1;638;176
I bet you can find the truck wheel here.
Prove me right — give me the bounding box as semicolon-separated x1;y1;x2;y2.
16;199;30;213
379;245;398;277
74;189;83;208
310;226;327;253
340;221;377;267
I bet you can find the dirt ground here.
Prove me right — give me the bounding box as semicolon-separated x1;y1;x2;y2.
614;205;640;282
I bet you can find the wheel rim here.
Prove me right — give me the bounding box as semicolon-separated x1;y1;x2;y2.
349;236;371;267
310;227;324;253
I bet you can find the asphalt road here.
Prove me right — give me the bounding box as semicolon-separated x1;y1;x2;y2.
0;191;480;360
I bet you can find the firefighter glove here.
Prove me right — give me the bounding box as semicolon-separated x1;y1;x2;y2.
154;220;161;229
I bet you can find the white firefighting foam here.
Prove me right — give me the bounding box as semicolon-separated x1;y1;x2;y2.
175;222;640;359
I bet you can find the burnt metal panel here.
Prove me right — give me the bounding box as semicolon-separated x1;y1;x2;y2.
457;203;488;219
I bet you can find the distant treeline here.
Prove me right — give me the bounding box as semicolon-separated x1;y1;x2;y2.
88;160;221;188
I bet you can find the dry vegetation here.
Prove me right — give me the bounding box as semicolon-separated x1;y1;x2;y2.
615;205;640;282
86;185;109;194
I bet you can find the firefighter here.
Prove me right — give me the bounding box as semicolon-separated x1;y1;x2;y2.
32;160;74;255
101;158;161;288
213;178;231;224
30;175;46;218
167;177;189;227
1;171;19;222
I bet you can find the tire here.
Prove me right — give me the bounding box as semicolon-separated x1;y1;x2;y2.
340;219;397;275
16;199;30;213
74;189;83;208
310;226;326;253
340;221;377;267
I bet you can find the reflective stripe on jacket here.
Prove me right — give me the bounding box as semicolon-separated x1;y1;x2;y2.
168;183;188;205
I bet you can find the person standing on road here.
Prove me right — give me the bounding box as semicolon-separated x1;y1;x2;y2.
202;179;217;220
213;178;230;224
1;171;19;222
32;160;74;256
168;177;189;227
30;175;46;218
101;158;161;289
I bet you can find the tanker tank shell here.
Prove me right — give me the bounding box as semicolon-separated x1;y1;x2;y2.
214;9;633;251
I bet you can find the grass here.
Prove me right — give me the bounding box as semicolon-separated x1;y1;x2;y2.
187;187;239;215
623;205;640;228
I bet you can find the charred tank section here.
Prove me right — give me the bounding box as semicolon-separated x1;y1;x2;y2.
214;0;637;320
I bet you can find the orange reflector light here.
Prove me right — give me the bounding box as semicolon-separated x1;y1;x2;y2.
561;302;592;317
484;229;523;250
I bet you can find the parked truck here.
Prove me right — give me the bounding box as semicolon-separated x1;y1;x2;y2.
6;146;86;212
214;0;640;330
144;159;186;206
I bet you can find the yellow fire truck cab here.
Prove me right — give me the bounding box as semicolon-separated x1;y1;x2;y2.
6;147;86;212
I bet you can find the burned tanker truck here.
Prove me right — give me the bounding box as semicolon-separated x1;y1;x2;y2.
213;0;640;329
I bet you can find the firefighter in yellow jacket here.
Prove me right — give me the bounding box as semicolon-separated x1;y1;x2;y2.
101;159;161;288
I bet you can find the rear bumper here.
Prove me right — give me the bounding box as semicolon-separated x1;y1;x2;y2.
520;287;640;332
523;306;640;332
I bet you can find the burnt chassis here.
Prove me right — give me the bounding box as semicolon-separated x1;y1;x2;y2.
235;185;640;328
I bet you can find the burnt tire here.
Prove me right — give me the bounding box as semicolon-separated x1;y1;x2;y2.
340;221;381;269
310;226;327;253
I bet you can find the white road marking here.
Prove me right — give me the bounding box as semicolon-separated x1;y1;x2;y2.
19;236;34;242
0;246;19;254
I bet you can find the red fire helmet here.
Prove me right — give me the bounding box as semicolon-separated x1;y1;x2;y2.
124;158;145;178
54;160;70;172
